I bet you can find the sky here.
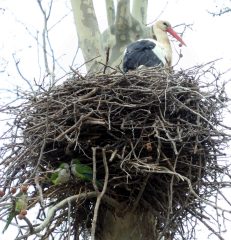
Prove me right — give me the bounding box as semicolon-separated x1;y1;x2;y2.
0;0;231;239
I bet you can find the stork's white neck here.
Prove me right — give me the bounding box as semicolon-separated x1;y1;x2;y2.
153;26;172;66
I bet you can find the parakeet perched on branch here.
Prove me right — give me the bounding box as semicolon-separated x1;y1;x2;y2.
3;192;28;233
71;158;101;186
50;163;70;185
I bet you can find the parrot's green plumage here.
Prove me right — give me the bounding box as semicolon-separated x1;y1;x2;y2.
50;163;70;185
3;192;28;233
71;158;101;186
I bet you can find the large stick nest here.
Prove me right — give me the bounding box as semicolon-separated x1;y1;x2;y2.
0;66;230;239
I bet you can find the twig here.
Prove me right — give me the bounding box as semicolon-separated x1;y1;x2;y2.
67;200;71;240
103;47;110;74
55;110;93;141
34;173;44;207
36;0;56;85
192;212;225;240
91;148;109;240
12;54;34;93
92;147;99;193
22;216;34;234
132;173;150;212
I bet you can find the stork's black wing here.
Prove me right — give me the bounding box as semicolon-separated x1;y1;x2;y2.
123;40;164;72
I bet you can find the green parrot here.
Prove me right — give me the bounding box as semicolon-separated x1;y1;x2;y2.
50;163;71;185
71;158;101;186
3;192;28;233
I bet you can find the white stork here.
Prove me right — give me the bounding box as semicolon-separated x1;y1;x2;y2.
122;20;186;72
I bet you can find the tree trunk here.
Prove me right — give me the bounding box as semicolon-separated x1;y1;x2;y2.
70;0;104;71
97;209;159;240
71;0;152;72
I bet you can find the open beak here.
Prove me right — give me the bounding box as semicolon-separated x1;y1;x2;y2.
167;27;186;46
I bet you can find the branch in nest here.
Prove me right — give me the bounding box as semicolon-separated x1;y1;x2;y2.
91;148;109;240
16;191;120;239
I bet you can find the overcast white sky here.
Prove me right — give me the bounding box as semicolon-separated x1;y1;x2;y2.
0;0;231;239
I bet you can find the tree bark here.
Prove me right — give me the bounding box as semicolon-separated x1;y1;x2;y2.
107;0;150;68
97;209;159;240
71;0;103;71
132;0;148;25
71;0;154;72
105;0;115;26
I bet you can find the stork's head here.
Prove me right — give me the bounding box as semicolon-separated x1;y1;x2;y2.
155;20;171;31
153;20;186;46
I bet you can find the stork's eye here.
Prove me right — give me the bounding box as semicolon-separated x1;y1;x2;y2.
163;22;168;26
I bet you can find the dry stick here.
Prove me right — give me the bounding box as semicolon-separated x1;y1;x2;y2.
132;160;231;213
168;166;177;216
217;189;231;207
215;187;222;236
181;175;231;214
34;173;44;207
132;162;185;181
36;0;55;85
22;216;34;234
188;210;225;240
12;54;34;93
166;155;180;235
85;118;106;125
78;87;98;101
132;173;151;212
158;116;178;155
24;120;47;132
109;149;117;162
107;105;112;130
103;47;110;74
31;98;50;176
32;137;46;177
67;200;71;240
15;217;27;239
75;55;101;72
92;147;99;193
98;61;118;74
172;95;215;129
219;122;231;131
69;66;85;79
55;110;93;141
91;148;109;240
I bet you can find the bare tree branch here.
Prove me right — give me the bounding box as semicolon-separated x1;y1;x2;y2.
12;54;34;93
208;7;231;16
132;0;148;24
115;0;131;36
91;148;109;240
70;0;103;71
105;0;115;26
15;192;120;239
37;0;56;86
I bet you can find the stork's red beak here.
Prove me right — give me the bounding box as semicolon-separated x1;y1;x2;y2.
167;27;186;46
